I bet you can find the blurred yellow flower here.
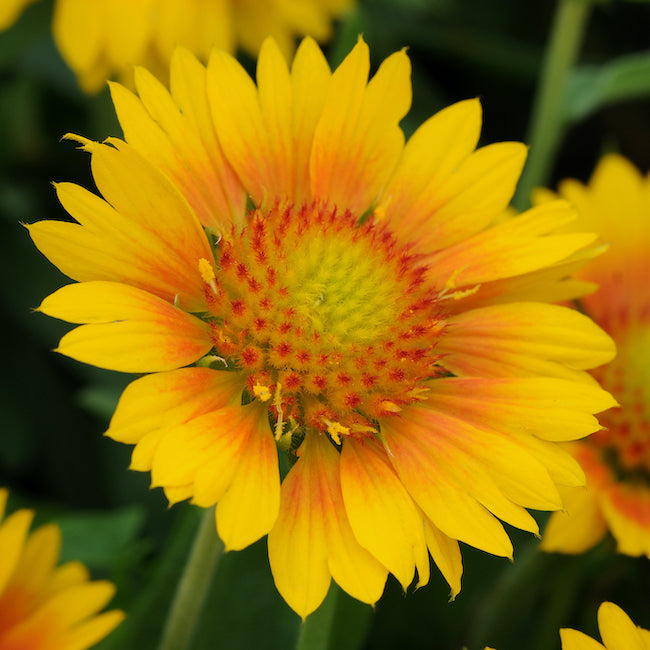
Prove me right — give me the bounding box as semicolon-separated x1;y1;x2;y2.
561;602;650;650
30;37;616;618
540;155;650;558
0;0;37;31
1;0;354;93
0;489;124;650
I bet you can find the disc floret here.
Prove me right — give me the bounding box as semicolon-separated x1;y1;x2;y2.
199;201;444;442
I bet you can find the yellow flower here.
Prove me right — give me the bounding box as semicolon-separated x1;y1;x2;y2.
0;0;36;31
29;37;616;618
0;489;124;650
0;0;353;93
540;155;650;558
561;602;650;650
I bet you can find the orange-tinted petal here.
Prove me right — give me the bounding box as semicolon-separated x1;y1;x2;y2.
310;38;410;213
107;368;245;444
340;437;428;590
268;433;387;619
216;403;280;550
39;281;212;373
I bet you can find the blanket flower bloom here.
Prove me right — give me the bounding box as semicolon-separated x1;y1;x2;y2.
0;489;124;649
540;155;650;558
560;602;650;650
0;0;353;93
29;37;616;617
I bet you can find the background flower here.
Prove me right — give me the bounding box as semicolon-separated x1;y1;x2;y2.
0;0;353;92
0;488;124;650
560;602;650;650
540;155;650;558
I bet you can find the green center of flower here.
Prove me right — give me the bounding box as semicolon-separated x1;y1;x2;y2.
201;202;444;441
282;229;405;347
590;325;650;479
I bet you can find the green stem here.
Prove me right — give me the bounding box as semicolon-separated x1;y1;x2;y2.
295;582;373;650
296;583;341;650
157;507;223;650
514;0;591;209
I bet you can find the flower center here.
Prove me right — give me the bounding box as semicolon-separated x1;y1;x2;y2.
201;202;444;441
589;325;650;480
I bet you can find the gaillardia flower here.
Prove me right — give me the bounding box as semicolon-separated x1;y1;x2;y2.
0;489;124;649
560;602;650;650
0;0;353;93
540;155;650;558
29;38;616;617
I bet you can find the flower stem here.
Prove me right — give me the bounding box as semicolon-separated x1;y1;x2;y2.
296;583;341;650
514;0;591;209
158;506;223;650
296;582;373;650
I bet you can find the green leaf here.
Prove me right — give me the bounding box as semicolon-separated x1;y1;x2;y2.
563;51;650;123
56;506;145;570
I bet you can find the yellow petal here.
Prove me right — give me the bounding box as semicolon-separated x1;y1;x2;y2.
438;302;616;379
216;404;280;550
207;48;272;205
290;37;331;203
0;509;33;594
255;37;294;197
52;0;103;85
598;602;648;650
66;610;126;650
310;39;410;214
427;376;616;445
39;281;212;373
44;561;89;597
382;98;482;244
169;47;247;229
422;513;463;600
599;482;650;558
268;432;387;618
69;137;213;301
36;580;117;629
107;368;245;444
340;438;427;590
381;415;513;558
150;406;251;489
8;523;60;594
0;487;7;520
267;436;331;618
541;485;607;554
428;201;596;288
560;629;606;650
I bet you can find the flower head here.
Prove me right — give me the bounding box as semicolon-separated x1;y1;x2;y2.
540;155;650;558
0;489;124;650
29;37;616;617
561;602;650;650
0;0;353;93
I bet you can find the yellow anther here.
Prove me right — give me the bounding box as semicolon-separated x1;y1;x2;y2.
406;387;430;400
438;268;480;302
373;201;388;222
273;383;285;440
450;284;481;300
253;383;272;402
322;419;350;445
350;423;378;435
198;258;217;293
445;268;465;291
380;400;402;413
